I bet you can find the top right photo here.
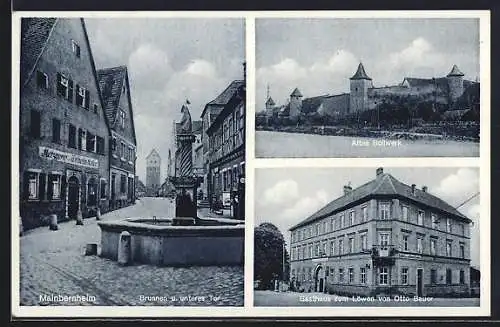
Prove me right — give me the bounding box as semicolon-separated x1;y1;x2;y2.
254;17;484;158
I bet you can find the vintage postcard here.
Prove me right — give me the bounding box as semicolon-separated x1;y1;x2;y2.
254;17;483;158
13;12;246;316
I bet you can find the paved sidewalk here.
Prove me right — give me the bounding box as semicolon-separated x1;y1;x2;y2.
19;198;244;306
197;207;235;220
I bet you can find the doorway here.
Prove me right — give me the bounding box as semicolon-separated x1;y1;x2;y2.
67;176;79;219
416;268;424;297
314;265;325;293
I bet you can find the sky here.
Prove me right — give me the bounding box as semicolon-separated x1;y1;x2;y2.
256;18;480;111
85;18;245;182
254;167;481;268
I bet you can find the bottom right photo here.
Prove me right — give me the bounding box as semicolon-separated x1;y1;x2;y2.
253;166;481;307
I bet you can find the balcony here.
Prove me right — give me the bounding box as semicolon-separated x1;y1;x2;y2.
371;245;396;266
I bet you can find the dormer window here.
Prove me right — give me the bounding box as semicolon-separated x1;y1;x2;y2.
72;40;80;58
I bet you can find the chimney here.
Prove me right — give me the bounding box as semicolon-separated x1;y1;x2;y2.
422;186;428;193
343;185;353;195
376;167;384;177
411;184;416;195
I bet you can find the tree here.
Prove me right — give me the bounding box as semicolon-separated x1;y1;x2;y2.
254;222;290;290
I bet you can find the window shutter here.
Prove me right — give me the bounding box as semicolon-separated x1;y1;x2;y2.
68;79;74;102
85;90;90;109
47;175;53;200
56;73;62;96
75;84;81;106
39;173;46;200
23;172;30;200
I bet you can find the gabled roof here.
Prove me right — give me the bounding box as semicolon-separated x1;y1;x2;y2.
146;149;160;160
290;172;470;230
290;88;303;97
350;63;372;80
447;64;465;77
201;80;244;119
20;18;57;87
97;65;137;145
265;96;276;106
402;77;449;92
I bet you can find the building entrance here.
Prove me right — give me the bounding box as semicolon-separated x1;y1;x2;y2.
314;265;326;293
67;176;79;219
416;268;424;297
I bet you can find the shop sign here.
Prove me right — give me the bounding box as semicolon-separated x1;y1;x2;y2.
39;146;99;169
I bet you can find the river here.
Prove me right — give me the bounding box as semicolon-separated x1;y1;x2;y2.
255;131;480;158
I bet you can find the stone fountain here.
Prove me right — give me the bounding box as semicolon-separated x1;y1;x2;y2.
97;101;244;266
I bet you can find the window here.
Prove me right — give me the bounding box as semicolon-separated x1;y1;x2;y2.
348;267;354;283
400;267;409;285
330;268;335;281
93;103;98;114
430;238;437;256
72;40;80;57
330;240;335;255
446;268;452;284
460;243;465;259
360;233;368;251
402;206;408;221
30;110;41;138
96;136;105;155
78;128;86;151
324;221;328;233
402;234;409;251
331;218;335;231
315;243;320;257
380;202;390;220
339;268;344;283
446;218;452;233
379;233;390;247
417;210;424;226
119;110;126;129
316;223;320;236
360;267;366;284
460;270;465;284
121;143;126;159
68;124;76;148
431;214;438;229
362;206;368;222
86;132;96;153
36;71;48;89
446;240;452;257
340;214;345;228
349;211;355;225
112;137;117;153
417;237;423;254
52;118;61;143
431;269;437;284
321;242;327;256
57;73;73;101
339;239;344;255
76;85;89;109
120;174;126;193
460;224;465;236
348;237;354;253
87;178;97;206
26;171;39;200
46;174;59;200
309;244;313;258
379;267;388;285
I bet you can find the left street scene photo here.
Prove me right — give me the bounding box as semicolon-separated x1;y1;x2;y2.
15;16;246;307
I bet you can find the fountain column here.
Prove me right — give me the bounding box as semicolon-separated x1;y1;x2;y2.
170;101;201;225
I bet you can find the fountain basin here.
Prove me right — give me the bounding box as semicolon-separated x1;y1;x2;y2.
97;217;244;266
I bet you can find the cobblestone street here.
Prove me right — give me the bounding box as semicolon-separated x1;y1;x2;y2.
19;197;244;306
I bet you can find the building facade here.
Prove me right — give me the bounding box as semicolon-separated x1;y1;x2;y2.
289;168;472;297
97;66;137;209
19;18;112;229
145;149;161;196
204;80;245;215
265;63;479;119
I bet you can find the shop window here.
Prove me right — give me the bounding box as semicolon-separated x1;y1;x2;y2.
36;71;48;89
56;73;73;102
52;118;61;143
401;267;409;285
87;178;97;206
30;110;41;138
379;267;388;285
68;124;76;148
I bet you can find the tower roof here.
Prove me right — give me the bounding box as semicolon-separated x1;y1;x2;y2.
265;96;276;106
350;63;372;80
290;88;303;97
447;64;465;77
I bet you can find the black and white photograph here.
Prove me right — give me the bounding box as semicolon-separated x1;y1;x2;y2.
253;167;483;308
15;15;246;308
255;18;483;158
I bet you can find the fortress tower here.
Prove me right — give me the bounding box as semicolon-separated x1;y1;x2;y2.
349;63;373;113
447;64;465;102
289;87;303;117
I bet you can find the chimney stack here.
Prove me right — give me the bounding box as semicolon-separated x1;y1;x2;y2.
376;167;384;177
411;184;416;195
422;186;428;193
343;185;353;195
